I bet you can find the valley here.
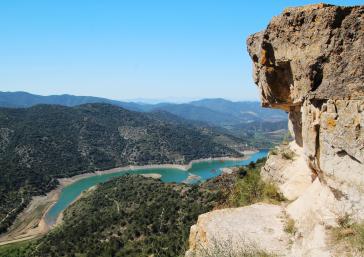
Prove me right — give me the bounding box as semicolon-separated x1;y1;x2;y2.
0;157;271;257
0;150;268;247
1;1;363;256
0;103;246;235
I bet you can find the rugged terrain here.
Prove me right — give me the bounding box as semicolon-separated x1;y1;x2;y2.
0;92;289;148
0;103;243;234
0;174;237;257
186;4;364;257
0;157;274;257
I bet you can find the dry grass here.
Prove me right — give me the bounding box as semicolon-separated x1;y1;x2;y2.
284;218;297;235
331;214;364;255
189;237;277;257
281;149;295;160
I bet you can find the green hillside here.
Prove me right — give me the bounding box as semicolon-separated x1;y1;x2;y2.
0;175;226;257
0;103;242;233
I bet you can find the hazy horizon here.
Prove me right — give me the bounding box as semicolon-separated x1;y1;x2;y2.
1;0;362;101
1;90;264;104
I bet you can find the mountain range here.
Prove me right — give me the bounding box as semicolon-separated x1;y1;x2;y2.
0;91;287;127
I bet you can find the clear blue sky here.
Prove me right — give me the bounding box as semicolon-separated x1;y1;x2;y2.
0;0;362;102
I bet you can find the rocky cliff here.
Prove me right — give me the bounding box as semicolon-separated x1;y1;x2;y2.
186;4;363;257
247;3;364;220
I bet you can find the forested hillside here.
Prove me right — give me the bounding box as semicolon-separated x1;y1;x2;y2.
0;103;242;233
6;175;224;257
0;159;271;257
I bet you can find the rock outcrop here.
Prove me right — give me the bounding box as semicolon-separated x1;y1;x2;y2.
247;3;364;220
186;203;290;257
186;4;363;257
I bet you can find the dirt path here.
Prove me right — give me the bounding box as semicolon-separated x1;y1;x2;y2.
0;190;59;246
0;197;24;224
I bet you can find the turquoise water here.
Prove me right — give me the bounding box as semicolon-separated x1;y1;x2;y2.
45;150;268;225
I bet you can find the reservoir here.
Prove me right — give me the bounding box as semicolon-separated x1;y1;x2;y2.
45;150;268;225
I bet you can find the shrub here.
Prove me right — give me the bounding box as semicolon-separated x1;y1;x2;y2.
331;215;364;254
284;218;297;235
270;148;279;155
281;149;295;160
263;182;285;204
228;162;285;207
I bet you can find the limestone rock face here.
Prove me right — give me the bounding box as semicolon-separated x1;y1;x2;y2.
246;3;363;257
185;203;290;257
186;4;363;257
247;3;364;220
247;4;363;109
262;142;312;201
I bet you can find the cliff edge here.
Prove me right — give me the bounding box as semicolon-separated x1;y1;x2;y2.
186;4;363;257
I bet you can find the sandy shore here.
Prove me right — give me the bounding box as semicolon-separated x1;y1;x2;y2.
241;149;259;155
0;152;258;246
0;188;60;246
140;173;162;179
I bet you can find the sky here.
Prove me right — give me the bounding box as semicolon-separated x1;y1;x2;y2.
0;0;362;102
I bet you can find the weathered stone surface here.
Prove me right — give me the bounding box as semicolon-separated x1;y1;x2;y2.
262;142;312;201
287;178;339;257
301;99;364;219
246;3;364;257
186;4;363;257
185;203;290;257
247;4;364;108
247;3;364;220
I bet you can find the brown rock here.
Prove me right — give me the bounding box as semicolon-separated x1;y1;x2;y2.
246;3;364;256
247;3;364;219
186;4;364;257
247;4;364;107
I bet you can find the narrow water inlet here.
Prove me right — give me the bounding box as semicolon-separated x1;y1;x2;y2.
45;150;269;226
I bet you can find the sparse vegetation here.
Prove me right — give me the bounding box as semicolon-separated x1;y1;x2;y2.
331;214;364;255
281;149;295;160
190;237;277;257
228;158;285;207
270;148;279;155
284;218;297;235
281;131;292;145
269;145;295;160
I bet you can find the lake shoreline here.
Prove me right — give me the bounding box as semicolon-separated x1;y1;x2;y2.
57;151;258;188
0;151;258;246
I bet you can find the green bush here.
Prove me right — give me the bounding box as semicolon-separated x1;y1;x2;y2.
229;162;285;207
284;218;297;235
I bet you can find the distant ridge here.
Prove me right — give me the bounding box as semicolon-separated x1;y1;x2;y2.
0;91;287;126
0;91;143;111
